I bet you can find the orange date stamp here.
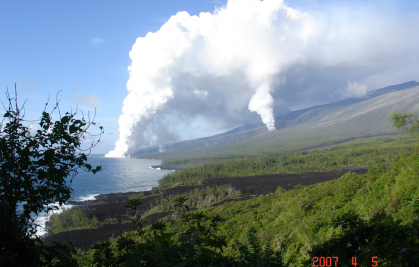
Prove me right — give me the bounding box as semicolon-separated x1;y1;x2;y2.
312;256;378;266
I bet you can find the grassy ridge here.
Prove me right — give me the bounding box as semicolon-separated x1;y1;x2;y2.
134;133;363;168
157;134;415;169
158;135;417;187
159;145;419;266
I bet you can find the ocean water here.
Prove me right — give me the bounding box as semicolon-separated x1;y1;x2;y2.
34;155;174;236
67;155;173;201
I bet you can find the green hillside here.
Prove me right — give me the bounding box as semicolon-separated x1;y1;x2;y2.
137;86;419;168
70;127;419;266
152;143;419;266
49;91;419;265
44;107;419;266
132;81;419;158
158;134;417;186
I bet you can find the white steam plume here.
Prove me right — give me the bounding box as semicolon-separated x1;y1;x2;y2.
248;83;275;131
106;0;419;157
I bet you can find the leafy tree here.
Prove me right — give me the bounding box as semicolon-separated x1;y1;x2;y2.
173;195;189;214
0;86;103;266
390;111;419;134
238;229;284;267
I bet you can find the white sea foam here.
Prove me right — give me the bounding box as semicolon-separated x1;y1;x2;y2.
73;194;99;202
35;194;101;237
149;166;162;170
34;202;74;237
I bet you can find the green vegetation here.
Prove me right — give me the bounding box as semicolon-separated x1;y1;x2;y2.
160;134;416;169
47;185;242;235
139;85;419;168
46;109;419;265
70;142;419;265
155;144;419;265
391;111;419;134
129;191;159;201
304;211;419;266
74;195;285;266
48;208;122;235
48;207;100;234
103;216;119;224
7;83;418;265
159;135;417;186
144;185;242;216
0;87;103;266
62;132;419;265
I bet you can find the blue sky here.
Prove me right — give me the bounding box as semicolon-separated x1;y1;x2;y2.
1;0;229;153
1;0;418;155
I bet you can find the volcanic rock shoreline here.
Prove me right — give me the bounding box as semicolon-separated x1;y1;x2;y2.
43;166;369;251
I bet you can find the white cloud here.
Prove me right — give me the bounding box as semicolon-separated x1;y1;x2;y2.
90;37;104;46
28;123;41;136
70;92;101;105
106;0;419;158
343;81;369;98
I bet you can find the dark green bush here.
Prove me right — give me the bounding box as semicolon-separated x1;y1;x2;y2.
48;207;99;234
0;87;103;265
86;200;284;266
305;211;419;266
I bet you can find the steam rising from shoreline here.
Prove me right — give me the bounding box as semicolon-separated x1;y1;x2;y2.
106;0;419;157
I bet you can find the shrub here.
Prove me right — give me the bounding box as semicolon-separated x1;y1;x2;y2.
48;207;99;234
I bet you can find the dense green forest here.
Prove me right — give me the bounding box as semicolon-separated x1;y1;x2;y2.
5;85;419;265
38;110;419;266
158;135;417;186
157;145;419;265
67;137;419;266
156;134;416;169
40;132;419;265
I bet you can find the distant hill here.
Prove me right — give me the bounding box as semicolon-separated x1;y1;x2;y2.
133;81;419;157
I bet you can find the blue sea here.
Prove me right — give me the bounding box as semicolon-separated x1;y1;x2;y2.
35;154;174;236
67;154;174;201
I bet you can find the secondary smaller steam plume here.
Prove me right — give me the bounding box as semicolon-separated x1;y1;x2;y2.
248;83;275;131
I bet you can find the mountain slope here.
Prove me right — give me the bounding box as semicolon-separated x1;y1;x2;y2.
134;81;419;157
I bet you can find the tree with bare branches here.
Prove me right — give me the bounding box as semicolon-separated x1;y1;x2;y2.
0;85;104;265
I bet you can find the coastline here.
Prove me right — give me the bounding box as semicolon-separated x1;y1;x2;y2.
68;190;154;208
35;156;173;238
42;166;370;251
150;164;183;171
